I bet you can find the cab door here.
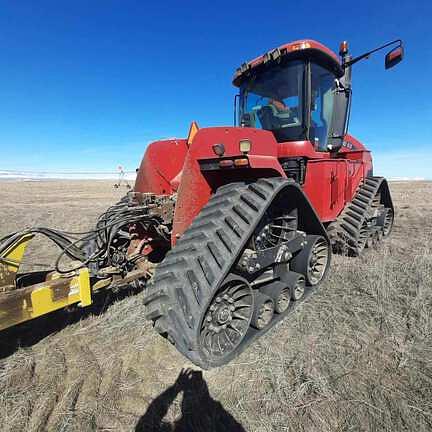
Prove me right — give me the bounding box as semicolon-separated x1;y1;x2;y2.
309;62;336;152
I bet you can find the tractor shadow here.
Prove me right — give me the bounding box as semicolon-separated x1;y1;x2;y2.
136;368;246;432
0;285;142;359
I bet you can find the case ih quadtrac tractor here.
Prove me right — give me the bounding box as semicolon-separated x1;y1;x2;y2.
0;39;403;369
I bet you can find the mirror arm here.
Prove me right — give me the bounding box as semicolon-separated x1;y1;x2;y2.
343;39;402;68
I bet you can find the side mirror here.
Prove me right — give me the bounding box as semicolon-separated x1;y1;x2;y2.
385;46;404;69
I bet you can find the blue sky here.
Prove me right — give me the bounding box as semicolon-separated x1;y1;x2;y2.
0;0;431;178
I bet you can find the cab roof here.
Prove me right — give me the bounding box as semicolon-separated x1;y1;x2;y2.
233;39;344;87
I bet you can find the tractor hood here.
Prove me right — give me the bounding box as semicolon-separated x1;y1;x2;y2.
172;126;285;242
188;126;279;160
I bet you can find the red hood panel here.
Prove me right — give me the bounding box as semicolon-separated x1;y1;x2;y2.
189;127;278;159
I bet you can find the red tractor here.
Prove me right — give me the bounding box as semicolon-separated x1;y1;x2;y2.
0;38;404;369
135;39;403;368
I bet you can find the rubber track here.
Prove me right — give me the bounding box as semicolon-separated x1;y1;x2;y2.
143;177;295;369
332;176;385;256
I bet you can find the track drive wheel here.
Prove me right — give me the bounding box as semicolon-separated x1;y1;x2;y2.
199;274;254;365
290;235;330;286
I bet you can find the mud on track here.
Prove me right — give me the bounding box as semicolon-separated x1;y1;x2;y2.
1;180;432;431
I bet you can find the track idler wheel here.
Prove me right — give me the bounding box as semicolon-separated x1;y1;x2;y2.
199;274;254;364
290;235;330;286
251;292;274;330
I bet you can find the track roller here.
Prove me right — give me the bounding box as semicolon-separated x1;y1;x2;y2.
251;292;274;330
260;281;291;314
282;271;306;301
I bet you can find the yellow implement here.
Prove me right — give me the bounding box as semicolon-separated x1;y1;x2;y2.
0;268;92;331
0;233;151;332
0;233;34;291
0;234;91;330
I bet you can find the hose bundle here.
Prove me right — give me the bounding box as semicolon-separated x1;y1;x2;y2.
0;198;163;275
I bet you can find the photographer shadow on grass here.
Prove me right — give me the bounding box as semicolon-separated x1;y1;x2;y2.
135;368;246;432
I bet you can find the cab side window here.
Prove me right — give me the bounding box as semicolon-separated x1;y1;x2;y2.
310;64;335;151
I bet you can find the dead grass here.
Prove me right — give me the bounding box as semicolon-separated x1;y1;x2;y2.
0;180;431;431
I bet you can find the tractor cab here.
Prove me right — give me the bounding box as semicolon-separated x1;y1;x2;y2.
234;40;346;152
233;39;403;153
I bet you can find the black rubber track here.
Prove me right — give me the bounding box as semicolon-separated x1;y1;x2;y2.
330;176;394;256
143;177;325;369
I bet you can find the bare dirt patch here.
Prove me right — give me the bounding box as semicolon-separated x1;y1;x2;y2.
0;180;431;431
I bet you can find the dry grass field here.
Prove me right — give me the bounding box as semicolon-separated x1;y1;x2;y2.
0;180;431;432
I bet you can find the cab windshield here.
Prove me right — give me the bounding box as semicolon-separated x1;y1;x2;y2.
239;60;306;142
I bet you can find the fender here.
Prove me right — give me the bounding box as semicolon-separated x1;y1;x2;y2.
172;127;286;243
